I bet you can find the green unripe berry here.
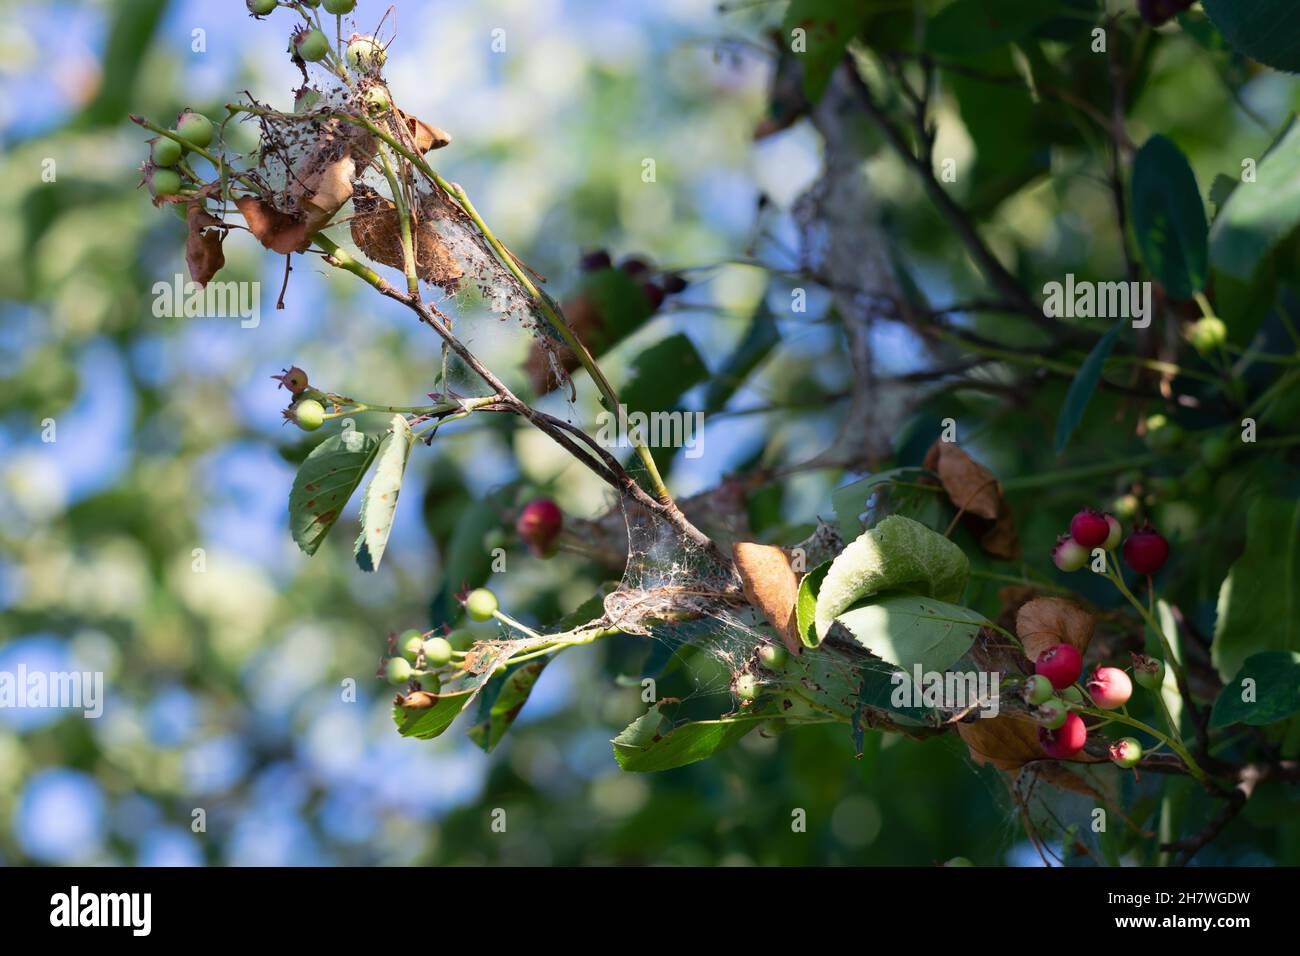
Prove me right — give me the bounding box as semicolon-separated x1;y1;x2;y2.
346;34;386;73
757;643;787;671
149;168;182;197
1187;316;1227;354
1132;654;1166;691
363;86;391;113
1112;493;1139;521
416;672;441;693
1023;674;1054;706
735;674;760;701
385;657;413;685
1035;698;1069;730
301;0;320;6
152;135;182;167
465;588;498;621
398;629;424;662
247;0;277;14
1200;434;1231;471
1109;736;1142;768
422;636;453;667
1060;685;1085;705
445;628;479;651
323;0;355;12
1144;414;1183;453
176;111;213;148
294;28;330;62
291;398;326;431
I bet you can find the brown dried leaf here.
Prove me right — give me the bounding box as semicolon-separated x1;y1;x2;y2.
1016;597;1095;660
300;151;355;234
185;204;227;287
350;185;464;290
399;109;452;152
979;498;1022;560
235;195;310;254
923;440;1001;520
957;715;1043;771
732;542;801;655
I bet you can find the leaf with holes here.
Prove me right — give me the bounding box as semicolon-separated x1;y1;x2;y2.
289;426;382;556
355;415;415;572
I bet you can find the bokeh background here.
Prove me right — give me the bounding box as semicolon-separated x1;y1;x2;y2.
1;0;1295;866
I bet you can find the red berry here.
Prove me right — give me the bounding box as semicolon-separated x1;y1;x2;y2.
579;249;612;272
1052;534;1088;572
516;498;563;556
642;282;665;311
1122;524;1169;576
273;365;309;395
1039;711;1087;759
1035;643;1082;690
620;256;650;276
1086;666;1133;710
1070;509;1110;549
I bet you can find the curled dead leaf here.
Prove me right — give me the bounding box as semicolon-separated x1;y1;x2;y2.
923;439;1020;560
1016;597;1095;661
732;542;801;655
350;184;464;290
234;195;310;254
399;109;452;152
395;690;438;711
957;715;1043;771
184;204;227;287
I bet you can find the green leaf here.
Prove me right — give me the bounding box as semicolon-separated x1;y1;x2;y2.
1130;135;1208;298
702;307;780;413
393;691;475;740
1212;497;1300;681
1054;321;1123;454
782;0;871;101
354;415;415;572
831;467;936;541
795;560;831;648
1202;0;1300;74
580;267;655;350
926;0;1056;58
612;705;761;772
814;515;970;642
620;333;709;415
466;658;551;752
1209;119;1300;281
1211;652;1300;728
833;594;986;675
855;658;944;728
288;426;382;556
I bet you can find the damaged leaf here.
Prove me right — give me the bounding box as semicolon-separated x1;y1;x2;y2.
733;541;802;654
185;203;227;287
235;195;310;254
351;184;465;290
1016;597;1095;660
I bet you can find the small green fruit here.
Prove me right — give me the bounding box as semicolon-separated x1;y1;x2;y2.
1061;685;1085;705
149;167;182;197
176;110;214;148
398;629;424;662
152;136;182;167
735;674;760;701
290;398;326;431
385;657;413;685
1109;736;1142;768
1035;698;1069;730
247;0;277;14
757;643;787;671
1144;414;1183;453
1112;493;1139;521
446;628;479;651
465;588;498;621
294;28;330;62
323;0;355;12
422;636;453;667
346;34;386;73
1131;654;1165;691
1200;434;1232;471
363;86;391;113
1023;674;1054;706
416;672;441;693
1187;316;1227;354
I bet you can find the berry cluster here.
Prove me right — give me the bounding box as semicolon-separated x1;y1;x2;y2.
1052;508;1169;577
579;250;688;312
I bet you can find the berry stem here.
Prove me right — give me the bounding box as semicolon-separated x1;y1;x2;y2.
1073;705;1209;786
375;142;419;295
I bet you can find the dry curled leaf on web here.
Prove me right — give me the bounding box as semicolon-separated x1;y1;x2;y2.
397;108;452;152
234;195;310;254
185;203;227;287
1016;597;1095;660
350;184;465;291
732;542;801;655
956;715;1043;771
922;440;1020;559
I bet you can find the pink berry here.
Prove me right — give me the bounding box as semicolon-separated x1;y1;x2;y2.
1039;712;1087;759
516;497;563;556
1035;643;1082;690
1102;513;1122;550
1052;534;1088;572
1122;523;1169;576
1086;666;1133;710
1070;509;1111;549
